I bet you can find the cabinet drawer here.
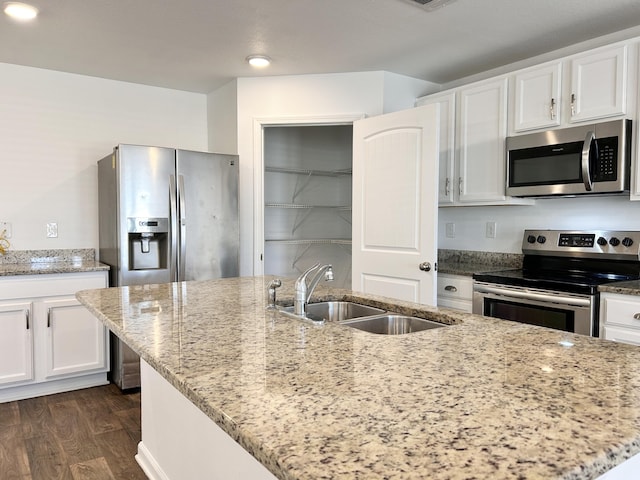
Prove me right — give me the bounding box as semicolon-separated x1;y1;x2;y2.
601;294;640;329
603;325;640;347
437;274;473;300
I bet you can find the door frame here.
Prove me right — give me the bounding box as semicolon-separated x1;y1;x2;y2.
252;113;364;276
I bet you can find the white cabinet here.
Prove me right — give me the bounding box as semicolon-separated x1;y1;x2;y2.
512;62;562;132
569;45;628;123
0;301;34;386
42;297;108;379
457;77;510;203
600;292;640;346
511;44;628;133
415;91;456;205
437;274;473;312
417;80;531;206
0;271;109;402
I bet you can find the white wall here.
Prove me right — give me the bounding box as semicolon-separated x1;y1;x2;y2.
0;62;208;251
438;196;640;253
230;71;433;276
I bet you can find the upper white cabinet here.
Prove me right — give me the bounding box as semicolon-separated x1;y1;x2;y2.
513;62;562;132
569;45;628;123
417;78;532;206
457;77;509;203
511;44;629;133
415;91;456;204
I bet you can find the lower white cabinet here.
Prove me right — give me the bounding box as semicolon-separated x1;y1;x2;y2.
0;301;34;386
0;271;109;402
437;274;473;313
600;292;640;346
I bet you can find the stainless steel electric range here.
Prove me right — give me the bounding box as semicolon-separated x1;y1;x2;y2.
472;229;640;337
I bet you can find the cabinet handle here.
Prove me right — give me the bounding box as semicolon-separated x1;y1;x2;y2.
570;93;576;116
47;307;51;328
458;177;463;196
445;177;451;197
633;313;640;320
26;309;30;330
444;285;458;292
550;98;556;120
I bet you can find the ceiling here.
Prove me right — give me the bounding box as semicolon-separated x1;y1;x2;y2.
2;0;640;93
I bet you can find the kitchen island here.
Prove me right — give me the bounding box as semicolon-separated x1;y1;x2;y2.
77;276;640;480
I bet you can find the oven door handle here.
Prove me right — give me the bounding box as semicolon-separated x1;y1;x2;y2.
474;284;592;307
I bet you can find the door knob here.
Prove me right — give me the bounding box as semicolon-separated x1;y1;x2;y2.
419;262;431;272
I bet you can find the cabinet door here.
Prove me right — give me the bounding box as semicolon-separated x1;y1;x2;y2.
569;45;627;123
417;92;456;204
513;62;562;132
352;104;439;305
457;78;508;202
0;301;34;386
43;297;108;379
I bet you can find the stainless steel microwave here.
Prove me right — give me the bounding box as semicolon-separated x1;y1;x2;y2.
506;119;632;197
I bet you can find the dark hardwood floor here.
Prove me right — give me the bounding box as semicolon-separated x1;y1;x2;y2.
0;384;146;480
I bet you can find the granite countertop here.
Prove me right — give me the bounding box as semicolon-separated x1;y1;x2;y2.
77;276;640;480
0;249;109;276
599;280;640;296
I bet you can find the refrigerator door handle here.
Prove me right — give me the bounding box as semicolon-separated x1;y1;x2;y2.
169;174;178;282
178;174;187;282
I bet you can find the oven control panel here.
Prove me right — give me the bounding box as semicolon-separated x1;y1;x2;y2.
522;230;640;260
558;233;594;248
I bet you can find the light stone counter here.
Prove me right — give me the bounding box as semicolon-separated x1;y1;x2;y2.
77;276;640;480
0;249;109;276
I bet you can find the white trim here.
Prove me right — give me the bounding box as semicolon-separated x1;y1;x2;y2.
0;372;108;403
136;442;170;480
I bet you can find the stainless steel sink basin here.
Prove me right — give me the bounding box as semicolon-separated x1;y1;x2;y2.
280;301;385;322
340;315;446;334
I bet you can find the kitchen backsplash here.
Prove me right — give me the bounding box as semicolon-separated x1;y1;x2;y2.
438;249;523;268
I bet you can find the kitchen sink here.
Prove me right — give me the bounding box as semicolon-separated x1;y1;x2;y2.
280;301;385;323
340;315;446;335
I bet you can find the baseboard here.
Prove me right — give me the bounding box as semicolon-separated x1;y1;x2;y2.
0;373;108;403
136;442;169;480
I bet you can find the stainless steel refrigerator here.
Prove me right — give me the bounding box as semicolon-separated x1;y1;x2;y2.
98;144;239;389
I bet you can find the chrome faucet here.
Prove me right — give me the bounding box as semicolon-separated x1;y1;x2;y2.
294;263;334;316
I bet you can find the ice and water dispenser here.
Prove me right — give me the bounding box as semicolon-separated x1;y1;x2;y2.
127;217;169;270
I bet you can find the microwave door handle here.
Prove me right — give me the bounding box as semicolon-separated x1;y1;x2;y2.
581;130;595;191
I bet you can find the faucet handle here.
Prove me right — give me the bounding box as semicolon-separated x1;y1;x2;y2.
267;278;282;309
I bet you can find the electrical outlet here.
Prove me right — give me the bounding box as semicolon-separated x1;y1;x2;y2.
0;222;11;238
486;221;497;239
46;222;58;238
445;222;455;238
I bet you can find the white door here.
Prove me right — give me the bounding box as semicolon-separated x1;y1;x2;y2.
43;297;108;379
352;104;439;305
0;301;34;386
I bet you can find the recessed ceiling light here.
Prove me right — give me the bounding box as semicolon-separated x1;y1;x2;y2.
246;55;271;68
4;2;38;21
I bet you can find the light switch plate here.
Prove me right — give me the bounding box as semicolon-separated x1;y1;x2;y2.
445;222;455;238
46;222;58;238
486;221;497;239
